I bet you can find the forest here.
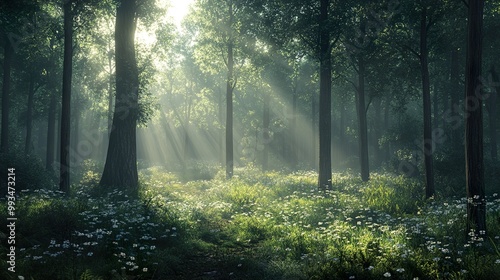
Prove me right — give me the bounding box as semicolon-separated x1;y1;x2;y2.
1;0;500;279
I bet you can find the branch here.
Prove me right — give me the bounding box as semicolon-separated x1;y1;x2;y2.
462;0;469;9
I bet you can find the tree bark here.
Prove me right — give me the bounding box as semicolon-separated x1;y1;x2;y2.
46;93;56;171
488;66;498;162
225;0;234;179
311;94;317;169
1;34;13;154
25;73;35;154
60;0;73;193
357;56;369;181
262;92;270;171
420;7;435;198
465;0;486;237
318;0;332;190
100;0;139;190
450;50;461;144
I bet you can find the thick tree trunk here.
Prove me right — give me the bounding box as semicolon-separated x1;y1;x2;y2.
318;0;332;190
60;0;73;193
1;35;13;154
225;0;234;179
100;0;139;190
46;93;56;171
357;56;369;181
420;7;434;198
488;66;498;162
465;0;486;237
25;73;35;154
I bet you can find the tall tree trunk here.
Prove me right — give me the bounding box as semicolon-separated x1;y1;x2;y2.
339;100;345;157
450;49;461;144
225;0;234;179
465;0;486;237
46;93;56;171
384;96;390;162
262;92;270;171
108;49;114;138
420;7;434;198
1;35;13;154
488;66;498;162
25;73;35;154
318;0;332;190
100;0;139;190
357;56;369;181
433;84;439;130
374;96;382;165
291;88;297;169
312;94;317;169
60;0;73;193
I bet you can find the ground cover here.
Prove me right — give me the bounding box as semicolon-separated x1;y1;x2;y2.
2;166;500;279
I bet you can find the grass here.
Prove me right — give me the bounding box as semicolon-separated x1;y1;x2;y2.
2;165;500;279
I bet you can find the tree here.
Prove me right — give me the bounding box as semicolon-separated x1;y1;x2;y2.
100;0;140;190
318;0;333;190
59;0;73;193
465;0;486;237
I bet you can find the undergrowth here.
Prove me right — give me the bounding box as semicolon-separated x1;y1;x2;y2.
1;165;500;279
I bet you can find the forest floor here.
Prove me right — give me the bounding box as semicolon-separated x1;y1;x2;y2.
2;165;500;279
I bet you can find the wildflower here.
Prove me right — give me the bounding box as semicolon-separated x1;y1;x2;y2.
87;252;93;257
367;266;374;270
18;276;25;280
349;276;355;279
396;268;405;273
495;259;500;264
383;272;391;277
143;268;148;272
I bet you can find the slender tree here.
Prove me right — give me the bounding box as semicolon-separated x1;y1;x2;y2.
420;5;434;198
59;0;73;193
318;0;332;190
1;35;13;154
465;0;486;237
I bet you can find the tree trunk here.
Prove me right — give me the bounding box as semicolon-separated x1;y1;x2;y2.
1;35;13;154
450;49;461;144
384;95;390;162
312;93;317;170
60;0;73;193
488;66;498;162
374;96;382;165
46;93;56;171
100;0;139;190
225;0;234;179
108;49;114;138
25;73;35;154
465;0;486;237
420;7;434;198
291;88;297;169
318;0;332;190
262;92;270;171
357;56;369;181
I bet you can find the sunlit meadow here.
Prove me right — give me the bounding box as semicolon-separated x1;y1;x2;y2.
2;163;500;279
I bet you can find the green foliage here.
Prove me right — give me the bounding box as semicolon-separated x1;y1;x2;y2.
3;168;500;279
0;149;55;195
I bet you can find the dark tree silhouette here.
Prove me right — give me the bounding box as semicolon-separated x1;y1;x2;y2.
465;0;486;237
60;0;73;193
